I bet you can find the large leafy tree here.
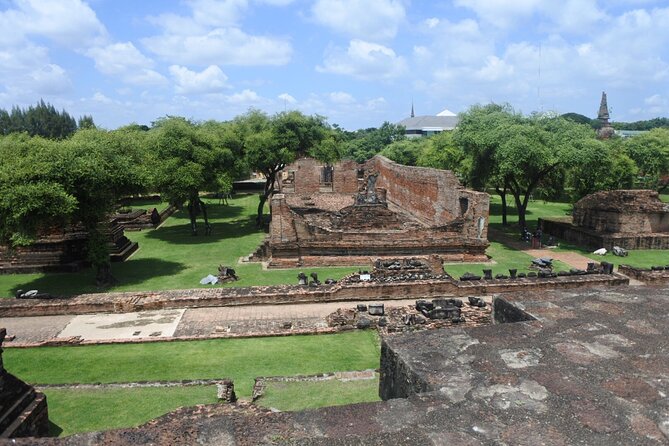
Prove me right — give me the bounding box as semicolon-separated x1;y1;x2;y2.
566;138;637;200
150;117;235;234
0;100;78;139
240;110;334;224
0;129;148;285
623;128;669;192
455;104;594;228
341;122;405;162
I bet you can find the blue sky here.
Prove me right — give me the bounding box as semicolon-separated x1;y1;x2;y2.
1;0;668;129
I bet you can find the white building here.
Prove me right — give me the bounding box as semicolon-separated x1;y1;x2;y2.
397;107;459;138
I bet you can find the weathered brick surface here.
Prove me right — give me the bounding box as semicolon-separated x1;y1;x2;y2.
542;189;669;250
0;329;49;439
269;156;490;267
14;285;669;446
0;273;628;318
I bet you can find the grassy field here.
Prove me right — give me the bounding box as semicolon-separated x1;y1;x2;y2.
257;377;380;412
7;331;381;436
5;331;380;395
443;241;571;278
0;193;360;297
44;386;218;437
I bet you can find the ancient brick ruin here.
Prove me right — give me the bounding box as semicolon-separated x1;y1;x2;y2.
541;189;669;250
0;218;138;274
268;155;489;267
0;328;49;438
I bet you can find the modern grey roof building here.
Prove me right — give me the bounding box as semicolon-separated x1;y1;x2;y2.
397;108;460;137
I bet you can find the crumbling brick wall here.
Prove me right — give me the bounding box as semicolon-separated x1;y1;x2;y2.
369;156;488;239
573;189;669;234
269;156;489;267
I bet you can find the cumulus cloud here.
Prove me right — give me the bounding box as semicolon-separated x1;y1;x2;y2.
87;42;167;86
143;0;292;66
169;65;229;94
317;40;407;80
0;0;107;48
144;27;291;66
226;89;262;103
329;91;356;104
278;93;297;103
311;0;405;40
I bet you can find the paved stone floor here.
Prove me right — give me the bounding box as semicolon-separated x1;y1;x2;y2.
58;309;185;340
0;299;419;344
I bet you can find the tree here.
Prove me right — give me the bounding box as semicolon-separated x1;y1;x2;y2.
150;117;235;235
416;131;469;180
78;115;96;130
240;110;334;225
0;100;77;139
623;128;669;191
0;129;148;285
380;138;425;166
455;105;595;228
341;122;405;162
566;138;637;200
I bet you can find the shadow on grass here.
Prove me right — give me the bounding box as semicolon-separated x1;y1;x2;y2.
168;203;247;222
146;215;262;245
48;421;64;437
9;258;186;297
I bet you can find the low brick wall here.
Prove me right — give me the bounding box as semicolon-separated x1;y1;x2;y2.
0;273;628;318
618;264;669;283
540;218;669;250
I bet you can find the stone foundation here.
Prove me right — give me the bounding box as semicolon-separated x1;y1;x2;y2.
0;329;49;438
0;219;138;274
540;218;669;250
618;264;669;282
0;272;629;318
540;190;669;250
268;156;490;267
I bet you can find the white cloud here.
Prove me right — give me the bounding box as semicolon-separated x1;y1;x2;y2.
28;63;72;95
329;92;356;104
87;42;167;86
474;56;514;81
454;0;542;29
278;93;297;103
226;89;262;103
317;40;407;80
143;27;292;66
92;92;114;104
311;0;405;40
0;0;107;48
169;65;229;94
424;18;440;29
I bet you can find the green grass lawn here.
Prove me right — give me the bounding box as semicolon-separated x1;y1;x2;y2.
0;193;361;297
5;331;381;396
44;386;218;437
120;196;171;213
443;241;571;278
257;377;380;412
8;331;381;437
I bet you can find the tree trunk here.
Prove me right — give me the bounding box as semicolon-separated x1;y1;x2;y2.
495;185;508;226
257;172;276;226
95;262;116;287
187;197;198;235
513;192;527;229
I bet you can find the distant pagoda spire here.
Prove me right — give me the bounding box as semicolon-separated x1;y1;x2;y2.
410;100;415;118
596;91;615;139
597;91;610;123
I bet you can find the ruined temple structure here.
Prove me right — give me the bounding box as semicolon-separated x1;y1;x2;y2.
0;328;49;438
0;218;138;274
267;155;489;268
596;91;615;140
540;189;669;250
